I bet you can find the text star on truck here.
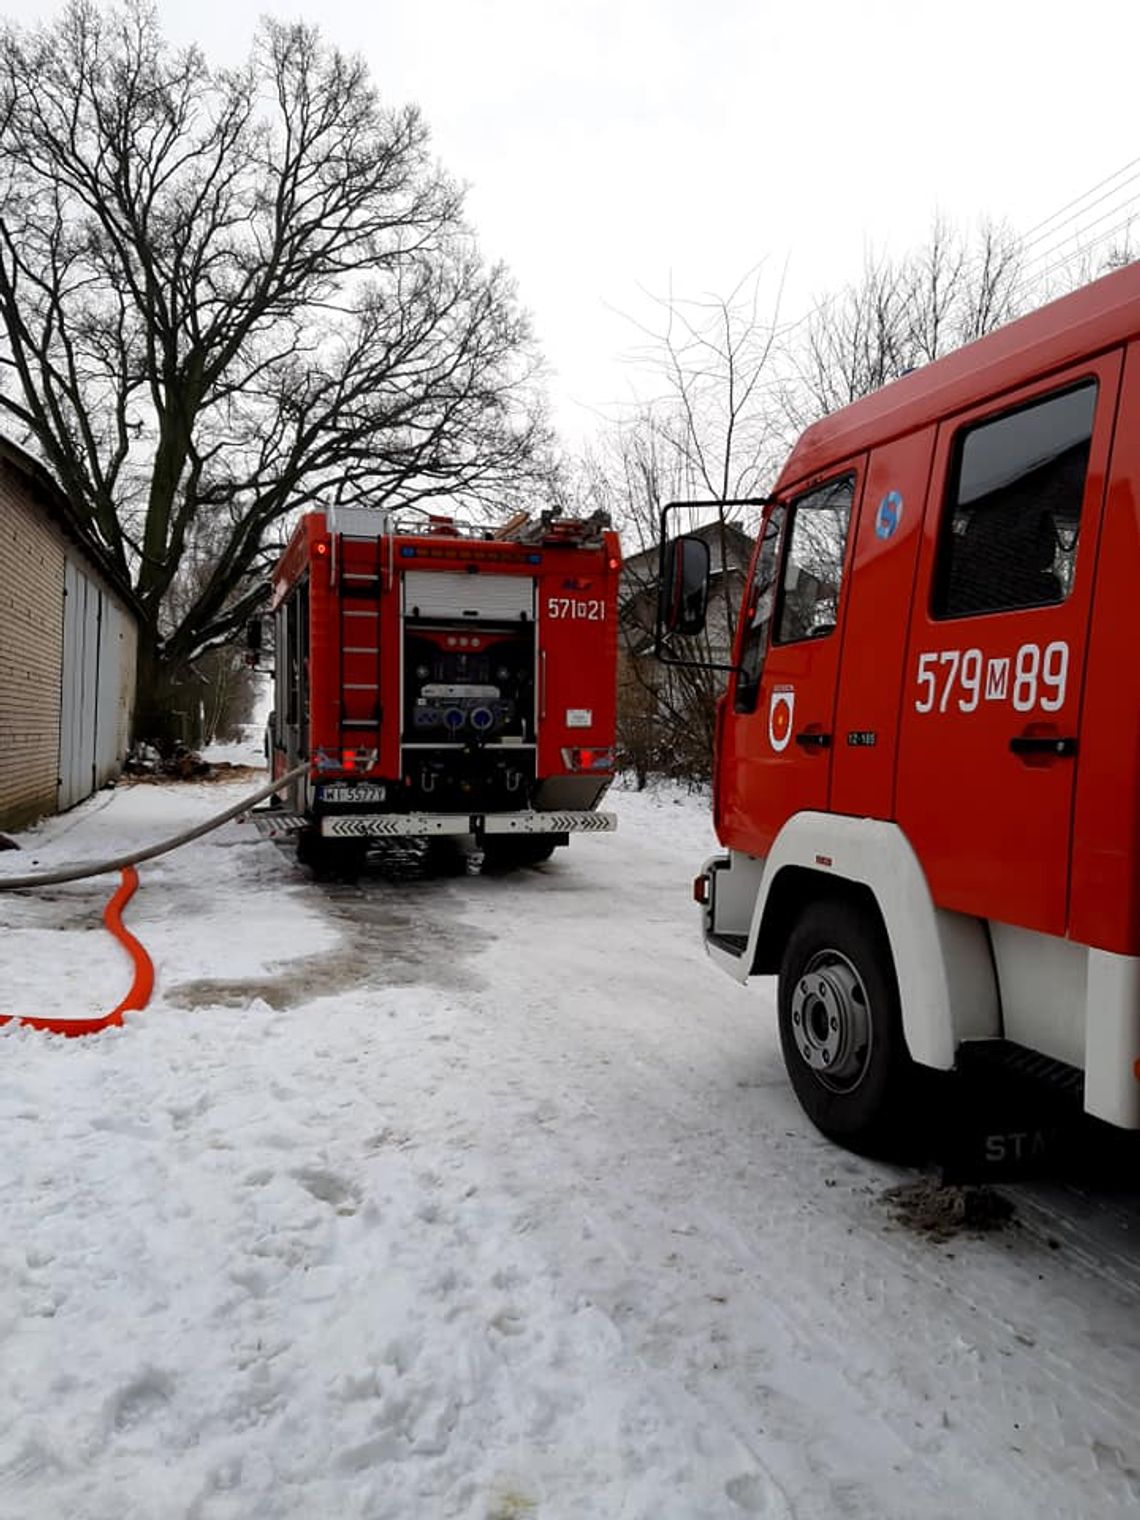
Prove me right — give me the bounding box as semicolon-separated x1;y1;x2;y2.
258;504;621;873
660;259;1140;1155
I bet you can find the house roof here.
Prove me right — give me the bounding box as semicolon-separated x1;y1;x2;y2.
0;434;141;617
622;520;754;579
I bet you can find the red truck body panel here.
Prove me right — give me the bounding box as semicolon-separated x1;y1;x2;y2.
718;260;1140;957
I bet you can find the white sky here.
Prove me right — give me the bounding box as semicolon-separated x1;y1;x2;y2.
6;0;1140;443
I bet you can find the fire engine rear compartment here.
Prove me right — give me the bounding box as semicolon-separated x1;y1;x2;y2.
265;506;621;859
400;569;538;813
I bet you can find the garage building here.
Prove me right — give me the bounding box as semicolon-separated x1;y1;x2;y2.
0;439;138;832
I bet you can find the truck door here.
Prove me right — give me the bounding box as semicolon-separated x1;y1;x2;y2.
830;428;936;821
896;355;1123;937
718;462;865;857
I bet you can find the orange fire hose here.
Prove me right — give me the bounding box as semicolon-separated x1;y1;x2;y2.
0;866;154;1037
0;761;307;1039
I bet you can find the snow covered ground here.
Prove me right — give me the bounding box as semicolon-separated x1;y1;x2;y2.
1;756;1138;1519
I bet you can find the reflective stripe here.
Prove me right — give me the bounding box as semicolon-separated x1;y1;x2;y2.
319;810;616;838
322;814;470;837
482;811;616;834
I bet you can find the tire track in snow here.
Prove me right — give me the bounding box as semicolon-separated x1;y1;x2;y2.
440;839;1140;1519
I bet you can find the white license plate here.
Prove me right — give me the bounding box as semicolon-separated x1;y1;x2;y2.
319;784;387;803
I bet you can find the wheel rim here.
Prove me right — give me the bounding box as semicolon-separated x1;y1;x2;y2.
789;948;873;1094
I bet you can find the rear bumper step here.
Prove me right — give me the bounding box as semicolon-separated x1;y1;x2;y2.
246;809;306;839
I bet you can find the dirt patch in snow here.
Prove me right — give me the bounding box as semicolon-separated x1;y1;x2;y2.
166;866;487;1010
124;763;265;786
882;1179;1017;1242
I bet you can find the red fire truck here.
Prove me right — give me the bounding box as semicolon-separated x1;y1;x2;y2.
661;260;1140;1155
260;504;621;872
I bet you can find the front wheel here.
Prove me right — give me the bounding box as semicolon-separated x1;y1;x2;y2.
777;898;916;1157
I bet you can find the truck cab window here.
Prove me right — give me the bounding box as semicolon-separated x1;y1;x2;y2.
934;381;1096;618
280;582;310;734
733;506;786;713
775;475;855;645
283;595;300;726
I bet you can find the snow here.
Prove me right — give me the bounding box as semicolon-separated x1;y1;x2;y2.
1;757;1138;1518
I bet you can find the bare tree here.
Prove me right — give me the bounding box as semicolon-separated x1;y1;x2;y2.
956;219;1024;342
590;228;1026;783
788;218;1024;425
620;265;788;504
787;255;908;425
578;411;736;784
576;269;787;782
0;1;553;741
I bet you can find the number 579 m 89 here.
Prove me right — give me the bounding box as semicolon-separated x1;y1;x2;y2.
914;641;1069;715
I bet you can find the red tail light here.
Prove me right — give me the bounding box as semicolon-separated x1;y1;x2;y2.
560;746;615;773
342;747;378;773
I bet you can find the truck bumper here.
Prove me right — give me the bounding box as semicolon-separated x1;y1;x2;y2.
318;809;617;839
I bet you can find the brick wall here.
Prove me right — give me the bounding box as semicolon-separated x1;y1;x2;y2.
0;462;64;831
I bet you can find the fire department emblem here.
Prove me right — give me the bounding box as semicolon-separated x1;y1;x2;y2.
769;687;795;752
875;489;903;540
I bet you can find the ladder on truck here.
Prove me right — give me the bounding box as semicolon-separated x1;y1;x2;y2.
336;532;383;770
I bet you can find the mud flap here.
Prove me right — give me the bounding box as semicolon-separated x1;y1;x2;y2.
935;1043;1087;1183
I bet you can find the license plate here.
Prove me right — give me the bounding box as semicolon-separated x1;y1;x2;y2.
319;783;387;803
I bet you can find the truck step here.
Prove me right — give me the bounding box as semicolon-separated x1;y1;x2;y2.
956;1040;1084;1102
707;931;748;958
245;808;306;839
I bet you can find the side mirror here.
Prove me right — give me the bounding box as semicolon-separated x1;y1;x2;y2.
660;535;711;637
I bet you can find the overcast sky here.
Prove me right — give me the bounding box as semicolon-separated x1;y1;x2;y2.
5;0;1139;443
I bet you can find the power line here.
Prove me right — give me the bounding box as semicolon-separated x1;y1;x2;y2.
1011;212;1137;306
1019;155;1140;242
1004;156;1140;308
1019;169;1140;258
1019;194;1140;276
747;159;1140;356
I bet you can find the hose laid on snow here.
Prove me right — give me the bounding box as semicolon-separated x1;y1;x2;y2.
0;867;153;1037
1;761;309;1037
0;761;309;891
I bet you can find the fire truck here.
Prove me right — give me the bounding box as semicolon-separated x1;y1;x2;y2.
259;504;621;872
660;260;1140;1155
